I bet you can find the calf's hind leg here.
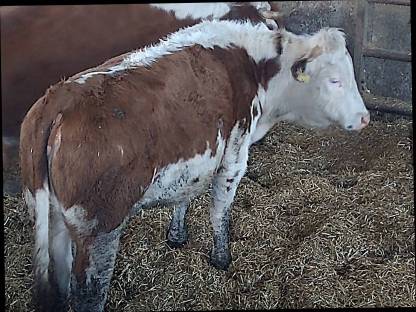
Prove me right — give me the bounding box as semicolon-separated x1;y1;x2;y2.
48;203;73;310
70;225;123;312
166;202;189;248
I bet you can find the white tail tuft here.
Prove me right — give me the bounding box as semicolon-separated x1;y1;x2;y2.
33;180;50;283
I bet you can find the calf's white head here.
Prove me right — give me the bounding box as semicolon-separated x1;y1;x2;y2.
267;27;370;131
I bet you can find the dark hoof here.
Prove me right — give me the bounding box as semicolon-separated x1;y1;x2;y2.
166;238;188;249
209;253;232;271
166;229;188;249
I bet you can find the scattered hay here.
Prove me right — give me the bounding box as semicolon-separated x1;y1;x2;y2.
4;96;414;310
4;195;34;311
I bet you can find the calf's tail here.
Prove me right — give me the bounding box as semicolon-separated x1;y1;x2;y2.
20;93;70;311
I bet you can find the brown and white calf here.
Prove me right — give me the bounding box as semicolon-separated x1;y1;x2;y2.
20;19;369;312
1;2;280;193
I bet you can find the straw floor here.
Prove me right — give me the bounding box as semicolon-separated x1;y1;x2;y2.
5;96;414;310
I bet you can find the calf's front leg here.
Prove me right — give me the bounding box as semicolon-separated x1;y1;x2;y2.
209;131;250;270
210;164;247;270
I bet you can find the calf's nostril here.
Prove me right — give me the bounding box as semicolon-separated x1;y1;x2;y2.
361;115;370;125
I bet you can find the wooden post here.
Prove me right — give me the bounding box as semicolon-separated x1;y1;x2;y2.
363;47;411;62
352;0;369;92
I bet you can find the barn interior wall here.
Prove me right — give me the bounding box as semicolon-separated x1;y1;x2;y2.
275;0;412;103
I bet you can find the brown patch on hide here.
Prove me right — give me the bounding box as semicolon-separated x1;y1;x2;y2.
210;46;259;133
255;58;281;89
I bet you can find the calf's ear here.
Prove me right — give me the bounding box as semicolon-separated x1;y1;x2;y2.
290;45;322;83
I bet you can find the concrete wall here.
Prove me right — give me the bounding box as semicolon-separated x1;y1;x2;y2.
275;0;412;102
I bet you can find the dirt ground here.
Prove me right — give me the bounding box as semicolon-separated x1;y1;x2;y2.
4;96;414;310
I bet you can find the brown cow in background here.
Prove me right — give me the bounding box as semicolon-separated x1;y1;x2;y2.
1;3;281;195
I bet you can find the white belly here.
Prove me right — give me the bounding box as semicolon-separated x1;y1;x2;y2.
134;136;226;211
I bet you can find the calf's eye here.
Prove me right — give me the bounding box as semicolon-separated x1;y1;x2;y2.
329;79;342;87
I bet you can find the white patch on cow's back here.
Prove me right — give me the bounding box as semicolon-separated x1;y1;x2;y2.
73;20;277;84
134;130;226;212
150;3;231;20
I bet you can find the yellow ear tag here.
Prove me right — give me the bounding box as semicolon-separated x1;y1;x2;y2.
297;72;310;83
